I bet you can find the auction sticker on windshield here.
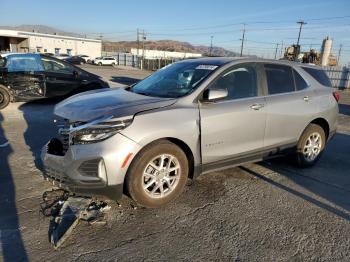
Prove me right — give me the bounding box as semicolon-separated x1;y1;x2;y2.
196;65;218;70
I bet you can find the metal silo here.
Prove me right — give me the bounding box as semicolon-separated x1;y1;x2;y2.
321;36;332;66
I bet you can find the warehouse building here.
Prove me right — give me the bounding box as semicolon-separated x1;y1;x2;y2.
0;29;101;58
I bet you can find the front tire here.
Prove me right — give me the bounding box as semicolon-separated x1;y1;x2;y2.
0;85;11;110
98;62;102;66
295;124;326;167
125;141;188;208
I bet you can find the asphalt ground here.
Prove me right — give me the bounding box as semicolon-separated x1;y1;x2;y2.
0;65;350;261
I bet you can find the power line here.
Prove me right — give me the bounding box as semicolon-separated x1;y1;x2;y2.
143;15;350;32
244;39;279;45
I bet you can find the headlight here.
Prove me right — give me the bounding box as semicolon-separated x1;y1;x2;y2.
71;117;132;144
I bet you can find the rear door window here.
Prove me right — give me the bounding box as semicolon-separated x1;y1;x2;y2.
301;67;332;87
293;70;309;90
6;54;44;72
264;64;295;95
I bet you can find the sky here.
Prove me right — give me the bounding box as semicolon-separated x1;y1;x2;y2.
1;0;350;64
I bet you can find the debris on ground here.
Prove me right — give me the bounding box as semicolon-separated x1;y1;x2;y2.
40;189;111;249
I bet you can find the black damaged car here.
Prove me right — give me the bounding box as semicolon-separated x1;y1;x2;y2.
0;53;109;109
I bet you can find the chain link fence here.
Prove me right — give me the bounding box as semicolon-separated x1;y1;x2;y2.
323;66;350;89
101;51;181;71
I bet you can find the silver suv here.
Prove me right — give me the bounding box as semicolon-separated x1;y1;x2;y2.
42;58;339;208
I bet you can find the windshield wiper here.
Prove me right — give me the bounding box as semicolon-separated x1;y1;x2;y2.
135;91;153;97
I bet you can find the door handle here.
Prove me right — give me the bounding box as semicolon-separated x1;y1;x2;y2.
46;76;56;81
303;96;309;102
250;103;264;110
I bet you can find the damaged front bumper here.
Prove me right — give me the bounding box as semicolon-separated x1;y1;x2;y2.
41;133;141;200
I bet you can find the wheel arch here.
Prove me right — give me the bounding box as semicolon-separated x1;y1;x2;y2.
129;137;195;179
123;137;195;197
0;84;12;96
0;84;13;107
309;117;330;140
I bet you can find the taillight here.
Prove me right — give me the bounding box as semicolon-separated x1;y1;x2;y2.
333;91;340;103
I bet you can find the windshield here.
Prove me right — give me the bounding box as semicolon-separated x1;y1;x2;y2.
131;61;218;98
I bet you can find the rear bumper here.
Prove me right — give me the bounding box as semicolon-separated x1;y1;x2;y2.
41;133;142;200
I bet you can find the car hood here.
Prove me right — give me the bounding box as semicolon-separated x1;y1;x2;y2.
54;88;176;122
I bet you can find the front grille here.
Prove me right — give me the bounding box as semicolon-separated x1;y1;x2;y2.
58;120;71;154
57;119;87;154
44;166;70;186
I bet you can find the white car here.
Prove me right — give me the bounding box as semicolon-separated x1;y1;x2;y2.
92;56;117;66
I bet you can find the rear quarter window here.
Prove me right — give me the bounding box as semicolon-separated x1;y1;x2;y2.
302;67;332;87
293;70;309;90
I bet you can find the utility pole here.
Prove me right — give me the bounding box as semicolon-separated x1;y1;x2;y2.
295;20;307;60
280;40;284;58
209;36;213;56
240;23;246;57
137;28;140;57
296;21;306;47
141;30;146;70
274;43;280;59
99;33;103;55
337;44;343;66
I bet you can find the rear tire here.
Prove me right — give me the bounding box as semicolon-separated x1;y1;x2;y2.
295;124;326;167
125;141;188;208
0;85;11;110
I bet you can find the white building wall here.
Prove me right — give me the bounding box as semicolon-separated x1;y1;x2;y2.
130;48;202;59
27;35;101;58
0;29;101;59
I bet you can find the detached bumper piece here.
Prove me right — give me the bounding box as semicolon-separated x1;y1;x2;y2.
40;189;111;249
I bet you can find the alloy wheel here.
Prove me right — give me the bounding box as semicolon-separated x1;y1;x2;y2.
303;132;322;161
142;154;181;198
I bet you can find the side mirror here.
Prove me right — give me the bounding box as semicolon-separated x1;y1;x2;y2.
202;88;228;102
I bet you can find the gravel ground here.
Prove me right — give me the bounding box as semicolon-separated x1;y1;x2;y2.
0;66;350;262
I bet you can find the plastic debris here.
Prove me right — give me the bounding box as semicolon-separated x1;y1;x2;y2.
40;189;110;248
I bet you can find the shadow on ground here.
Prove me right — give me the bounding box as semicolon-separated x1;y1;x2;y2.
19;98;62;170
241;132;350;221
0;113;28;261
339;103;350;116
